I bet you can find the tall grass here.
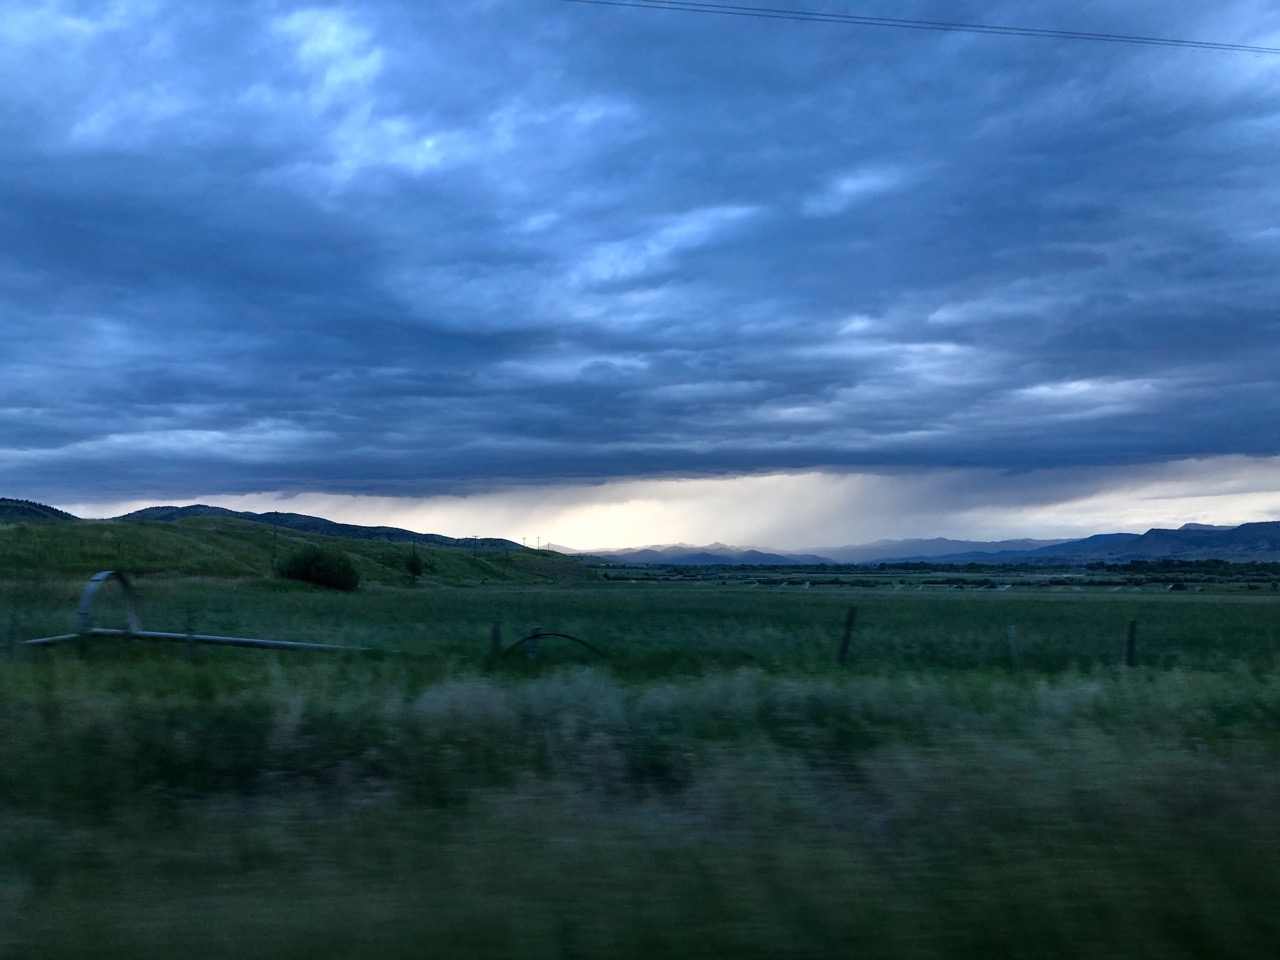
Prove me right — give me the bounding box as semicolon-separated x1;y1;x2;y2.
3;577;1280;957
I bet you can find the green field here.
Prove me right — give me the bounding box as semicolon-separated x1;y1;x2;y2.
3;522;1280;958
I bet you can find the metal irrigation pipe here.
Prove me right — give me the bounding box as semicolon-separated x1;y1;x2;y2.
23;569;372;655
25;627;369;653
499;631;606;658
24;572;604;661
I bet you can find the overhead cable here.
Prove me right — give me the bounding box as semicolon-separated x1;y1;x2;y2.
562;0;1280;55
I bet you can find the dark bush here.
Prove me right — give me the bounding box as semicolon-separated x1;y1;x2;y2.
278;544;361;591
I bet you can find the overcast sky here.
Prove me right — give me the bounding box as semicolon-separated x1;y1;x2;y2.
4;0;1280;548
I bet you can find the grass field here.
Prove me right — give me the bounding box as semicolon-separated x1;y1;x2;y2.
3;533;1280;957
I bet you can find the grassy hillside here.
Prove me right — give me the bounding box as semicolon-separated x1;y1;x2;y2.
0;498;78;523
0;515;594;585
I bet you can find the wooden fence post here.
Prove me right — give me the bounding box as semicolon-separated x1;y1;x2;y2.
837;607;857;666
1124;620;1137;667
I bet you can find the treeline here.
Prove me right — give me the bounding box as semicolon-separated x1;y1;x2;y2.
868;558;1280;579
1083;558;1280;578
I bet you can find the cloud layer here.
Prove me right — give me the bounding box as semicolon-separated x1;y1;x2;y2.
3;1;1280;539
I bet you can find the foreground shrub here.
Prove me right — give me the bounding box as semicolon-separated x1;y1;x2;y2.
278;545;360;591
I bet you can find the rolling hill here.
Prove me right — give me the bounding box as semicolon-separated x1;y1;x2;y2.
119;504;521;549
0;502;590;583
0;498;79;523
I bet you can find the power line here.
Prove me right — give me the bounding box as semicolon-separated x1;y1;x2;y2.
562;0;1280;55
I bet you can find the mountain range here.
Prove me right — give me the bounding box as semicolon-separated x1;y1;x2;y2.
549;542;835;566
4;498;1280;564
569;522;1280;565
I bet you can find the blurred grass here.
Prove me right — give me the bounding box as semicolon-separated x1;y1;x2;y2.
4;574;1280;957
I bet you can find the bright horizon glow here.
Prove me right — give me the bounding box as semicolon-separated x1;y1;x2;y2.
53;456;1280;552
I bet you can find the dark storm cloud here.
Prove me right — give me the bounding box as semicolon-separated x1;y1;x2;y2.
2;0;1279;502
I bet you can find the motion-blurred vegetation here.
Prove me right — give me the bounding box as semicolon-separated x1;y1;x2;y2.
3;521;1280;958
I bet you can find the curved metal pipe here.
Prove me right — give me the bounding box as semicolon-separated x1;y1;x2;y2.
500;631;606;658
77;570;141;640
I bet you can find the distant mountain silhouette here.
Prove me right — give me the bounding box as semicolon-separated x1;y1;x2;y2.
811;537;1072;563
568;542;834;566
7;497;1280;563
575;524;1280;565
844;523;1280;564
1060;522;1280;562
118;504;524;550
1020;533;1143;556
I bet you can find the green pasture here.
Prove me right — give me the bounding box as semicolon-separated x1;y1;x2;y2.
8;574;1280;676
3;537;1280;957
